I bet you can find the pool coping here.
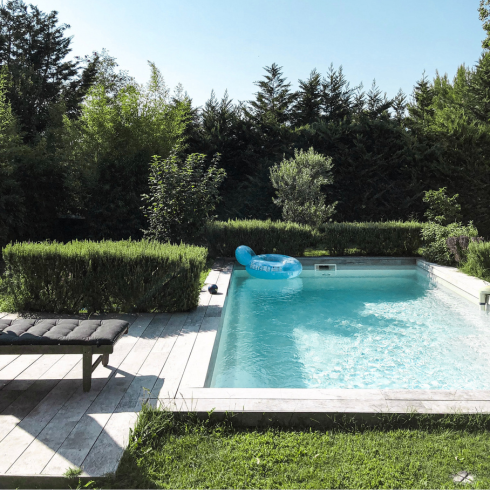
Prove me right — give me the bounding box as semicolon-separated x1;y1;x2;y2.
156;256;490;422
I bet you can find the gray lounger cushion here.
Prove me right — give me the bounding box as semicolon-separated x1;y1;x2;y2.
0;319;129;346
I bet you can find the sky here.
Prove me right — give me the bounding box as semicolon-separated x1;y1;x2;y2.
33;0;485;108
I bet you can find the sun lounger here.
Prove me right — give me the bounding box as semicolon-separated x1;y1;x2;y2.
0;319;129;391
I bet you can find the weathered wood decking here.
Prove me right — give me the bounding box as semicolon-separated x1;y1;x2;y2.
0;261;233;487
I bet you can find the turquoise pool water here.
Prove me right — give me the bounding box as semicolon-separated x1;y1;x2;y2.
209;267;490;389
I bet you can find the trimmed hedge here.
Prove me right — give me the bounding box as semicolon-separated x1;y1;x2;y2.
1;240;207;313
205;220;315;256
318;221;424;256
205;220;423;257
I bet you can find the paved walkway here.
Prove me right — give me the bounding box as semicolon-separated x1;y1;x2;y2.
0;261;231;487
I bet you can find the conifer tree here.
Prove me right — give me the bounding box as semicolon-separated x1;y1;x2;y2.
245;63;296;125
407;74;435;128
292;69;322;126
0;0;96;141
321;64;355;121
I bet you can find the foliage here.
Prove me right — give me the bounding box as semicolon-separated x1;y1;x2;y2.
423;187;462;225
317;221;424;256
421;222;478;265
0;0;97;142
205;219;315;257
0;68;23;248
270;147;336;227
462;240;490;281
62;63;191;239
1;240;207;313
104;404;490;489
142;151;226;244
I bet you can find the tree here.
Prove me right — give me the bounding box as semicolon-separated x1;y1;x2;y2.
270;147;336;227
423;188;462;225
0;0;96;141
321;64;355;122
292;69;322;126
0;67;23;246
479;0;490;50
245;63;296;125
142;150;226;243
62;62;190;239
407;73;434;128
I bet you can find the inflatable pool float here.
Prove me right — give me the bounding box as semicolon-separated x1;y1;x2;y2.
235;245;302;280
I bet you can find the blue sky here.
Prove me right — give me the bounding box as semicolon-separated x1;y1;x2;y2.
35;0;485;108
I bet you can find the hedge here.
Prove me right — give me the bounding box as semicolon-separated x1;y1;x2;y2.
205;220;423;257
461;240;490;281
317;221;424;256
1;240;207;314
205;220;315;257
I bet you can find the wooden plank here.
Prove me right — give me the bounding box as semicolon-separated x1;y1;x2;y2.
0;355;19;373
42;314;162;475
81;412;138;477
5;314;153;476
2;354;64;392
0;379;82;474
179;316;220;389
113;314;172;413
7;379;108;476
153;308;206;400
0;355;42;389
0;379;59;444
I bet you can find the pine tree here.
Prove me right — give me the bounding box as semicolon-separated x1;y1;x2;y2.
245;63;296;125
0;0;96;141
292;69;322;126
407;73;435;128
468;53;490;123
321;64;355;121
392;89;407;122
365;80;392;117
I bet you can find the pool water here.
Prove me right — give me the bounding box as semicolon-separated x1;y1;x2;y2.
209;267;490;389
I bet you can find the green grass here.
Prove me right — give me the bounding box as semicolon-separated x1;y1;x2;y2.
101;405;490;489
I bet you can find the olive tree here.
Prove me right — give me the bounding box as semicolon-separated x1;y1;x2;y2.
270;147;336;227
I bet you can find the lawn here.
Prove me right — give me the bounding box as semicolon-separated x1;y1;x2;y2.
100;404;490;489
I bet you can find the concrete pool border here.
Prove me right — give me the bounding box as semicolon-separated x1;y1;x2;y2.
156;256;490;422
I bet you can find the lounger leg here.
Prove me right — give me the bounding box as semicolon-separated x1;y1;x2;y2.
102;353;109;367
82;347;92;392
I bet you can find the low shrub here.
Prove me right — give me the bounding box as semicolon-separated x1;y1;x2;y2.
317;221;423;256
421;222;479;265
205;220;315;256
461;240;490;281
1;240;207;313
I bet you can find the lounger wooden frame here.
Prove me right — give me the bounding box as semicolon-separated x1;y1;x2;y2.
0;326;129;391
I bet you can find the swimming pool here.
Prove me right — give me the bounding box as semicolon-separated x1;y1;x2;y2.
209;266;490;390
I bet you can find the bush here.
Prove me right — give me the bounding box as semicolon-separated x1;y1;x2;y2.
142;151;226;244
317;221;424;256
421;222;479;265
461;241;490;281
1;240;207;313
205;220;315;257
270;147;336;227
205;220;423;257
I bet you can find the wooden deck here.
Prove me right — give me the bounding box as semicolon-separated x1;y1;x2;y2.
0;261;233;486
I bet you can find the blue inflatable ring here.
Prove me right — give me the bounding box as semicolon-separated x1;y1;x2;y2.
235;245;302;280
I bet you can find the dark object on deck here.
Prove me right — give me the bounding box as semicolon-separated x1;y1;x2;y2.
0;319;129;391
208;284;218;294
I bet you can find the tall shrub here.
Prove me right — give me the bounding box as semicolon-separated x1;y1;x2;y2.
270;147;336;227
142;151;226;243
